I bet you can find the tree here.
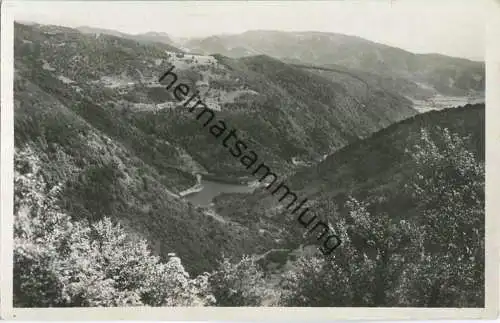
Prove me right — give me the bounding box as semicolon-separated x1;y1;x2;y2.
395;128;485;307
280;198;421;307
208;255;267;306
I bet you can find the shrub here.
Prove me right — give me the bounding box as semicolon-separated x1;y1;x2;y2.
208;256;267;306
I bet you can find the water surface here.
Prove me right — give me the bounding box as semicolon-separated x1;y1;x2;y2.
184;179;255;206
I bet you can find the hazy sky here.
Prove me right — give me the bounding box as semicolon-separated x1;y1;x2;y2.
10;0;488;61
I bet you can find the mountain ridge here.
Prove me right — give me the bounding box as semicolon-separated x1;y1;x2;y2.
184;30;485;98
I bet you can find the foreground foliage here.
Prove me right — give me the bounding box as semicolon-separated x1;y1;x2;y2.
208;255;268;306
14;146;214;307
279;128;484;307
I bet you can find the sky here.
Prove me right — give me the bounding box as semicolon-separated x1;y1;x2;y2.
9;0;489;61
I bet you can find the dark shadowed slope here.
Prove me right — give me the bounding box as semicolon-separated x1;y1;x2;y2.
213;104;484;250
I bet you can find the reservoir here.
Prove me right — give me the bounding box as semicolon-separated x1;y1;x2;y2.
184;179;255;206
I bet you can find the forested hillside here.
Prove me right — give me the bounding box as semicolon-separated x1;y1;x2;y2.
14;23;281;275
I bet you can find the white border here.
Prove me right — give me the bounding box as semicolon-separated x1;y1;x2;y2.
1;0;499;320
1;0;15;319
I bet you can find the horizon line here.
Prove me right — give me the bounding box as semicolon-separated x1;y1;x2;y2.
14;19;485;63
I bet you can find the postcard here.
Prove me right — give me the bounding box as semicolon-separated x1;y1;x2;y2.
1;0;499;320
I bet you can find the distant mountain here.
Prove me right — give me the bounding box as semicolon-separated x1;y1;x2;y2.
77;25;179;50
77;25;134;38
184;30;485;97
134;31;176;46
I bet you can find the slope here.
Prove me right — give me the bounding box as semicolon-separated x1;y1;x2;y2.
213;103;485;253
14;23;279;274
129;53;417;181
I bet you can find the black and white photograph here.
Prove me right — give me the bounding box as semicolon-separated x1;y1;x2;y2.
1;0;499;320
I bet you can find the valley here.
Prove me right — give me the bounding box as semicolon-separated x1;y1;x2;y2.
13;21;486;308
